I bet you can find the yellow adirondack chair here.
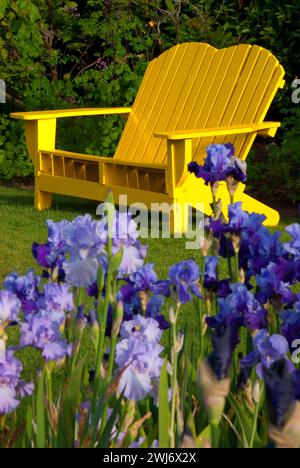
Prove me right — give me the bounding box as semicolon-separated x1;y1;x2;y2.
10;43;285;232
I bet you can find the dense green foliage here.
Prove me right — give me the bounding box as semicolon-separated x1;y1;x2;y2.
0;0;299;203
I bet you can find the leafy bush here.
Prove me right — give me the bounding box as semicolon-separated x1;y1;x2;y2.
247;107;300;205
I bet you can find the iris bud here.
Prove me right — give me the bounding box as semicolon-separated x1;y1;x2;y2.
198;360;230;425
112;301;124;337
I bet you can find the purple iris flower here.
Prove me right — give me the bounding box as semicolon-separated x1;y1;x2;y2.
32;243;52;268
214;283;266;332
0;290;21;325
248;231;284;276
188;144;233;185
20;316;71;362
62;215;104;288
97;212;148;276
47;219;68;248
118;244;147;276
280;309;300;350
225;157;247;183
32;220;69;279
168;260;202;304
273;259;300;285
129;263;170;296
63;254;99;288
119;286;169;330
120;315;162;343
227;202;249;232
283;223;300;258
241;329;294;379
256;262;297;306
263;358;295;428
39;283;74;315
62;214;101;252
187;161;202;178
115;333;164;401
4;270;41;314
216;279;232;298
204;256;218;289
0;349;33;415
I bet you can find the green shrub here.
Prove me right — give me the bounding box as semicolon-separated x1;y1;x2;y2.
247;107;300;205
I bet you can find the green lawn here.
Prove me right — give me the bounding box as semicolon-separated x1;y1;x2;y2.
0;184;295;285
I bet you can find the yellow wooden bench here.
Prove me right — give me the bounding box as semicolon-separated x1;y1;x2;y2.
10;43;285;233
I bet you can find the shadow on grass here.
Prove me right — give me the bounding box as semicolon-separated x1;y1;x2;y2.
0;188;98;215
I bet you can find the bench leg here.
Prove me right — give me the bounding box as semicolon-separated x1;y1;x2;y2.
169;201;189;235
35;186;52;211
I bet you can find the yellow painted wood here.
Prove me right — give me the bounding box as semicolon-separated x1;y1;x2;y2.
10;43;285;231
155;122;280;140
10;107;131;120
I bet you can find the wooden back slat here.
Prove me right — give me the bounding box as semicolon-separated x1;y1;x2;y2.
114;43;284;165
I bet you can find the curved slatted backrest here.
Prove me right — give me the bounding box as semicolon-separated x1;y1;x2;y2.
114;43;285;165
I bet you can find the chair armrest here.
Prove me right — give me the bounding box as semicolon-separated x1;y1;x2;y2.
10;107;132;120
155;121;280;140
39;150;167;171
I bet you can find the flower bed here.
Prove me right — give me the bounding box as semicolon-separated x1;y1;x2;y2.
0;145;300;448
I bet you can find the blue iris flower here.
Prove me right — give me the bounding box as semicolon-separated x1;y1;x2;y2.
168;259;202;304
241;329;294;379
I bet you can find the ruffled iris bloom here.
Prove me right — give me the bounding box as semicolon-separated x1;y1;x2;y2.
168;259;202;304
32;219;68;279
4;270;41;314
97;212;148;276
128;263;170;296
256;262;296;306
0;290;21;325
0;349;33;415
34;211;148;288
188;144;233;185
225;157;247;183
115;316;164;401
227;202;249;232
248;231;284;276
273;259;300;285
120;314;163;343
39;282;74;316
283;223;300;258
20;315;71;362
241;330;294;379
188;143;247;186
62;214;104;288
119;284;169;330
208;283;266;333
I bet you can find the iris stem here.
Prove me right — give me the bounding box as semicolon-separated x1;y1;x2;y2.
211;423;220;448
234;252;240;283
212;194;217;218
45;366;53;407
92;228;113;415
170;308;179;448
199;256;205;358
94;269;112;388
249;387;263;448
226;239;234;282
